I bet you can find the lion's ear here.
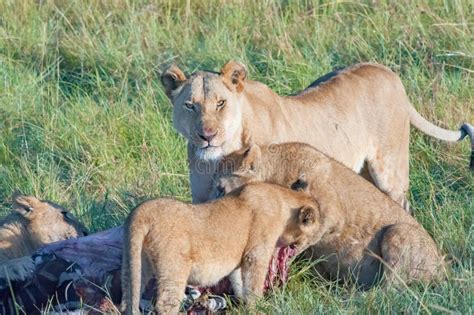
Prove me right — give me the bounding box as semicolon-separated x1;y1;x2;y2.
298;205;317;227
241;144;261;172
220;60;247;93
161;65;186;98
12;192;41;217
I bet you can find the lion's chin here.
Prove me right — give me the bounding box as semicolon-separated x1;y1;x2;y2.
195;146;224;161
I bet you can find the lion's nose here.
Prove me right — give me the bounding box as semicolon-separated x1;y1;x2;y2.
199;128;217;142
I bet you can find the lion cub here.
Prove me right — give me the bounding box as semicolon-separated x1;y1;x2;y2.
211;143;445;287
0;193;87;282
121;182;320;314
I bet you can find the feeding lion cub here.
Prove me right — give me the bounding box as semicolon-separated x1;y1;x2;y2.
211;143;446;287
0;193;87;282
121;182;320;314
161;61;473;209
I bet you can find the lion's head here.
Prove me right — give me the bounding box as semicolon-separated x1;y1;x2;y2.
209;143;330;200
12;193;88;247
161;61;248;160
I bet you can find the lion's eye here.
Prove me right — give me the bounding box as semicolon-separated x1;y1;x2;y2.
184;101;195;111
216;100;226;110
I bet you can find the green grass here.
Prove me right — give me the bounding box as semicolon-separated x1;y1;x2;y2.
0;0;472;313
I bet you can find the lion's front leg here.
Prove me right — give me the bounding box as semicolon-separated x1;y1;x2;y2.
241;246;273;307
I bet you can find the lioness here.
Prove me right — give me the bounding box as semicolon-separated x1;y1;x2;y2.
0;193;87;282
161;61;473;209
121;182;320;314
210;143;445;287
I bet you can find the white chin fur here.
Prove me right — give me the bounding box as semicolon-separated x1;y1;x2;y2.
196;146;224;161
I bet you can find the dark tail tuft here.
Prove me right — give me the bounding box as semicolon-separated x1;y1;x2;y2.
460;123;474;170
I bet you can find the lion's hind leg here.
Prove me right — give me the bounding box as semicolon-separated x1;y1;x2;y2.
380;223;444;287
367;148;410;212
150;249;192;314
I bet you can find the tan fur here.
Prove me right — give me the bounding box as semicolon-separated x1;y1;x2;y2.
121;182;320;314
0;193;87;281
211;143;446;287
162;61;472;209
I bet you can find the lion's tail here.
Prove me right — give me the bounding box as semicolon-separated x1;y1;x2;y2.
121;218;149;315
407;105;474;170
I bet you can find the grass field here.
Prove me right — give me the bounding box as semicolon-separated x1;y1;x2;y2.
0;0;473;313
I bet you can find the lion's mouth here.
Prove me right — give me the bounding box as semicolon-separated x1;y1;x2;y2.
200;143;218;149
197;138;225;148
191;134;224;150
195;144;225;161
